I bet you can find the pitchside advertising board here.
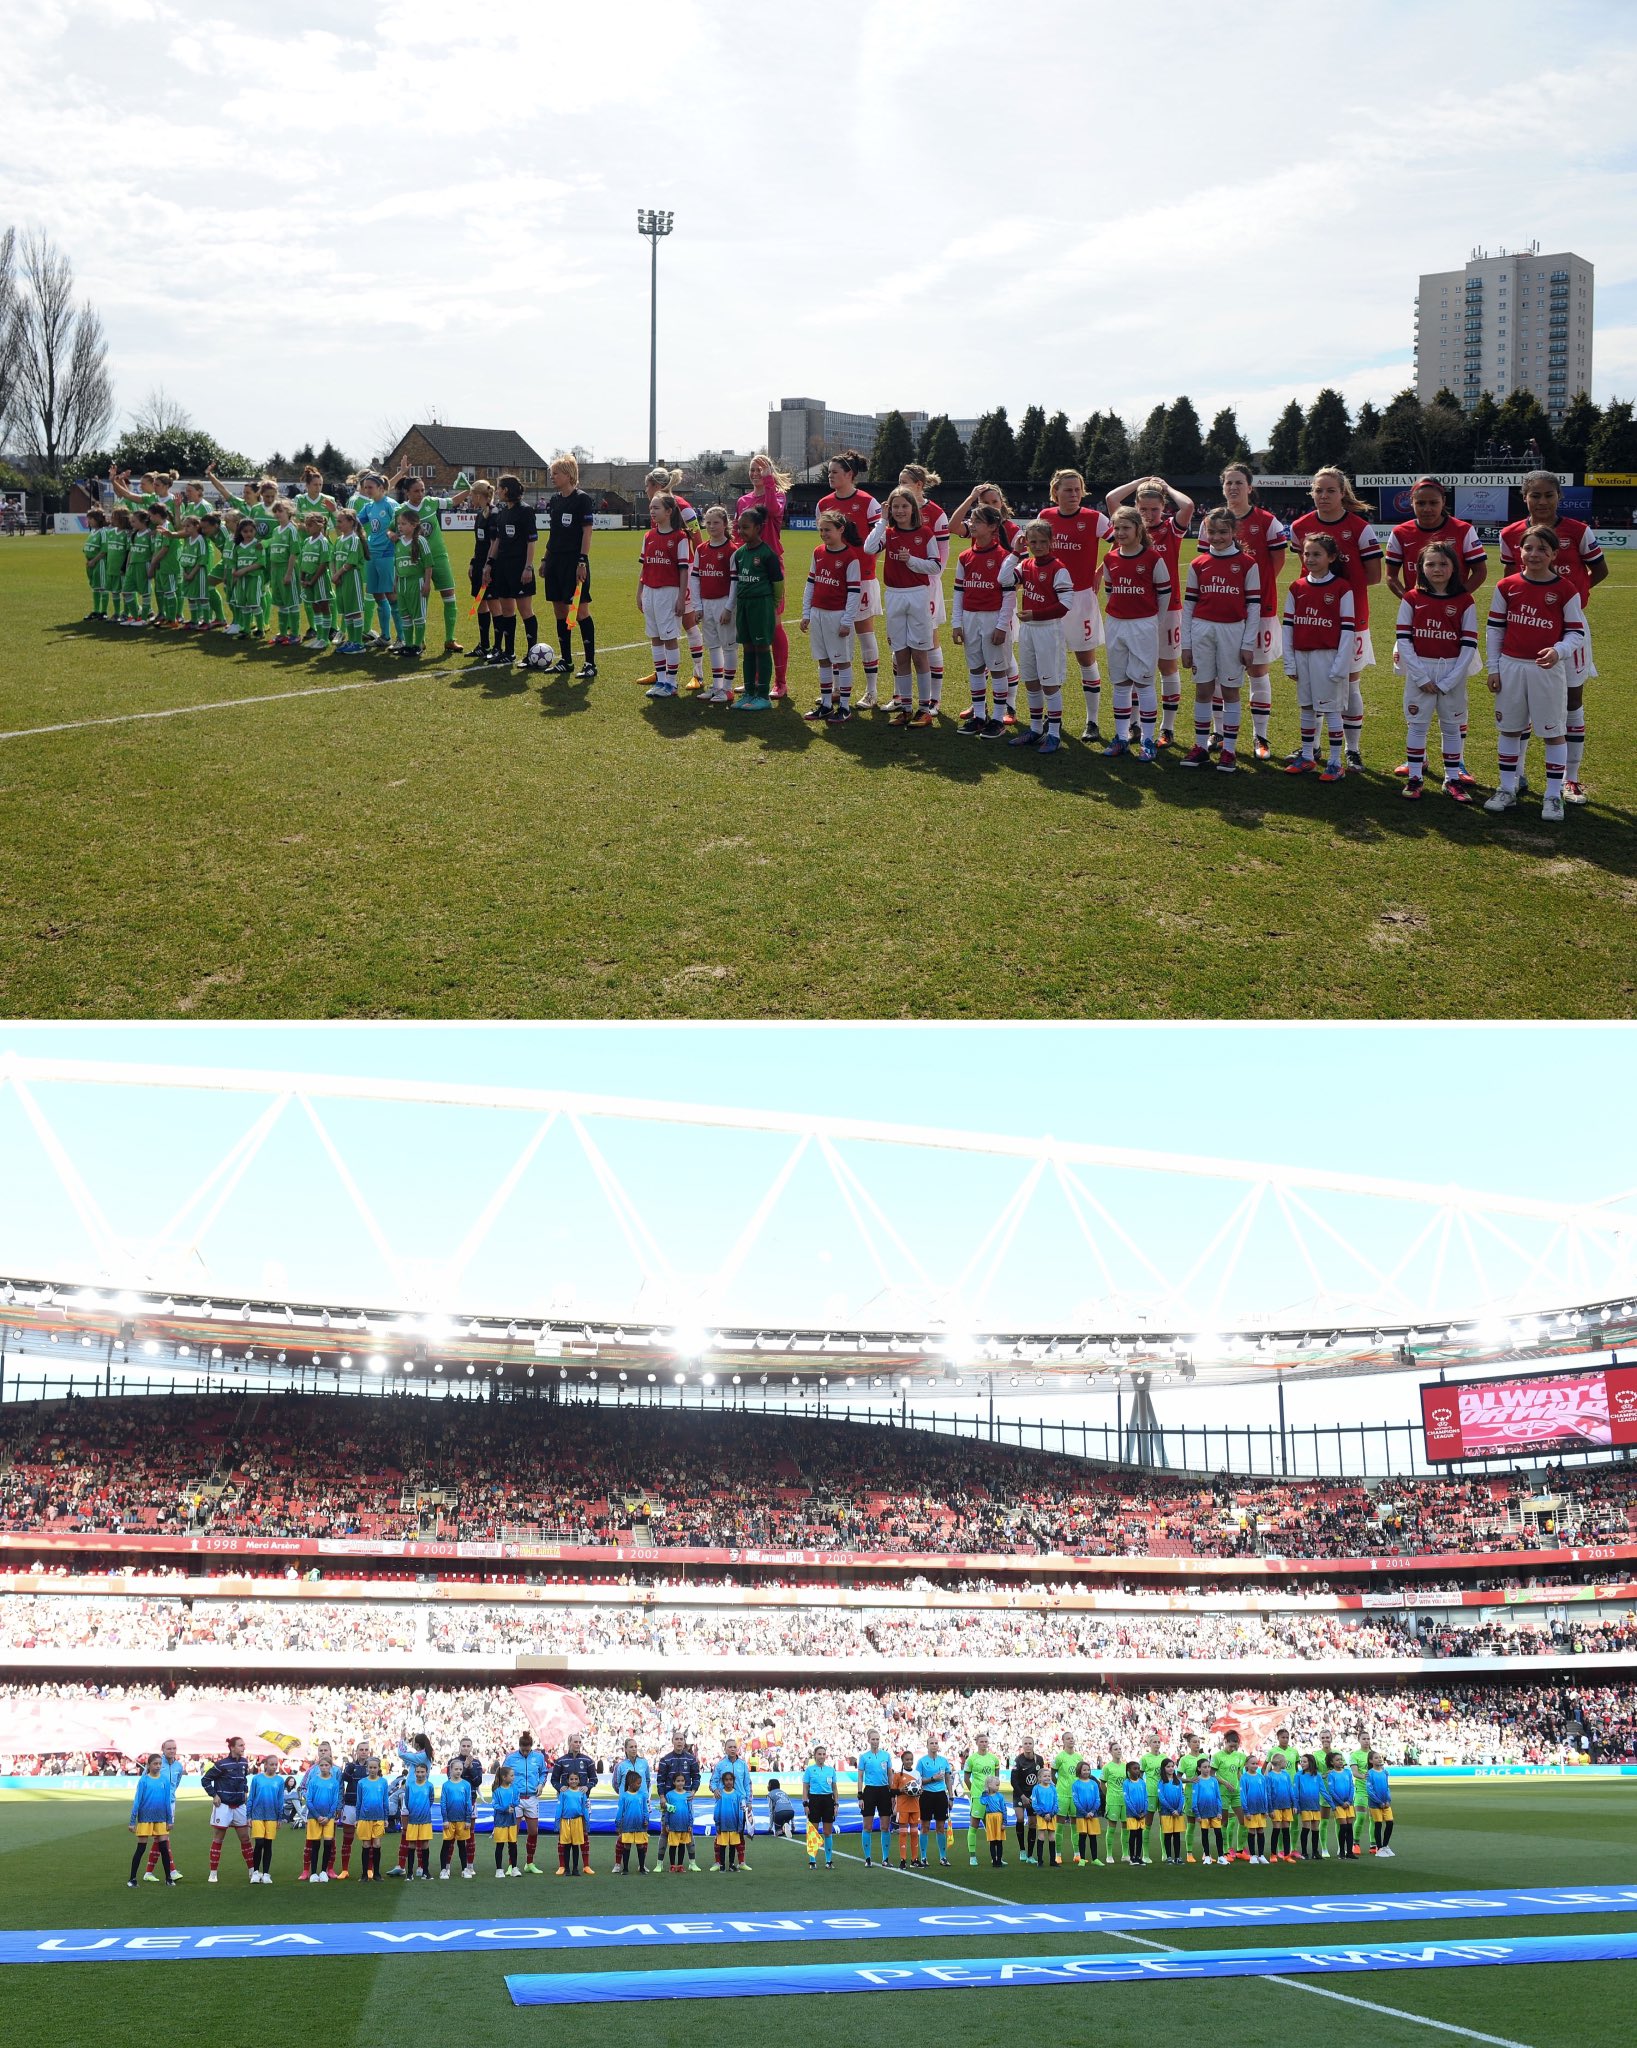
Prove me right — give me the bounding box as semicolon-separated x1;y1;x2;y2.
1375;484;1592;522
1420;1364;1637;1462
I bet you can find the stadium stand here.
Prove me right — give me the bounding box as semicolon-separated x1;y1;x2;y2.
3;1396;1634;1559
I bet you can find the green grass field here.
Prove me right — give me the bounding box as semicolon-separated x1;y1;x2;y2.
1;534;1633;1019
1;1784;1634;2046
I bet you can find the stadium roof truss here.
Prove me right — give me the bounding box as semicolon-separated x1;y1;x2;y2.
1;1052;1635;1393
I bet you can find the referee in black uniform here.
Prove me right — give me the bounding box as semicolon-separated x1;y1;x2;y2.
466;481;499;659
540;456;598;677
484;474;536;666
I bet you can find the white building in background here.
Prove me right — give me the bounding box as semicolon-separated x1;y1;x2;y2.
1414;245;1593;421
766;398;982;477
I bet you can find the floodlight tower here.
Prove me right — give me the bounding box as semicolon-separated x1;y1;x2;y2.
635;208;675;469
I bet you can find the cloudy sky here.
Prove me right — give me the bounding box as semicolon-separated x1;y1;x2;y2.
6;2;1637;465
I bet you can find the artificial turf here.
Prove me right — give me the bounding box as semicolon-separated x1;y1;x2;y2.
1;533;1633;1019
1;1782;1634;2047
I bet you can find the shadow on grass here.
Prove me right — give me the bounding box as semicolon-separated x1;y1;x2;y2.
653;700;1637;876
535;675;595;720
447;661;530;699
638;697;817;753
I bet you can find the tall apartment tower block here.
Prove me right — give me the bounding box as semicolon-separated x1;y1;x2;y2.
1414;245;1593;420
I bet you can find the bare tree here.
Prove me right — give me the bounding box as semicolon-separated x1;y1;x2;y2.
0;226;18;445
129;386;194;442
371;414;408;465
11;229;114;481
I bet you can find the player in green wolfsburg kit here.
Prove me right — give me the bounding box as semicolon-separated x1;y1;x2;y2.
293;464;338;533
1050;1731;1082;1847
265;501;303;644
297;512;333;648
730;502;783;710
1212;1726;1247;1860
1100;1749;1125;1847
394;471;468;656
329;509;369;653
225;516;266;639
120;508;158;625
148;508;183;628
960;1732;1003;1868
392;507;434;659
1139;1733;1166;1859
102;507;132;620
178;517;213;629
81;506;110;618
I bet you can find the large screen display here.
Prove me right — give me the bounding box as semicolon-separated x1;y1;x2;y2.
1420;1365;1637;1461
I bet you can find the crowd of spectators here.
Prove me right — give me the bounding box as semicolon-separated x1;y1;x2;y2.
2;1397;1634;1561
5;1592;1633;1663
2;1674;1631;1778
0;1595;420;1655
427;1603;1425;1660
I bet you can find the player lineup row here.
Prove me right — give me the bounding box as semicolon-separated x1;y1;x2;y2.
119;1725;1395;1887
72;456;1606;820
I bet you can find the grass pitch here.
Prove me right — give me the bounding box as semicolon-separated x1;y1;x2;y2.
1;1783;1635;2048
1;534;1634;1019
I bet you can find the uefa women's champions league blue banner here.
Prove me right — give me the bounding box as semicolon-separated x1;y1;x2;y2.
5;1886;1636;1966
506;1931;1637;2007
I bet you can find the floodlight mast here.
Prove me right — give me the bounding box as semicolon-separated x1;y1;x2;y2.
635;208;675;468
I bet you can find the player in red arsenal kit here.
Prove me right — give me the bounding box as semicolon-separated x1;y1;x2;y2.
865;488;942;725
1499;470;1607;802
1106;473;1196;743
899;463;951;713
1483;524;1586;822
1101;506;1173;761
1005;519;1075;755
1281;532;1356;780
817;451;885;709
1383;477;1487;782
800;506;865;722
1220;463;1289;759
637;494;692;698
951;505;1019;735
1384;478;1488;601
1392;540;1478;802
1038;469;1114;739
1179;509;1262;773
690;505;739;703
1288;467;1383;768
641;468;704;687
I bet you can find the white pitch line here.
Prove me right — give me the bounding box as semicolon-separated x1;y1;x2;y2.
0;643;653;745
818;1841;1536;2048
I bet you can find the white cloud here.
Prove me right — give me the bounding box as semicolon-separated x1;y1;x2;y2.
4;0;1634;462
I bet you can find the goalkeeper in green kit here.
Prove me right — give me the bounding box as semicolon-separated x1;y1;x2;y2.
730;503;782;710
395;471;467;655
961;1734;1003;1868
